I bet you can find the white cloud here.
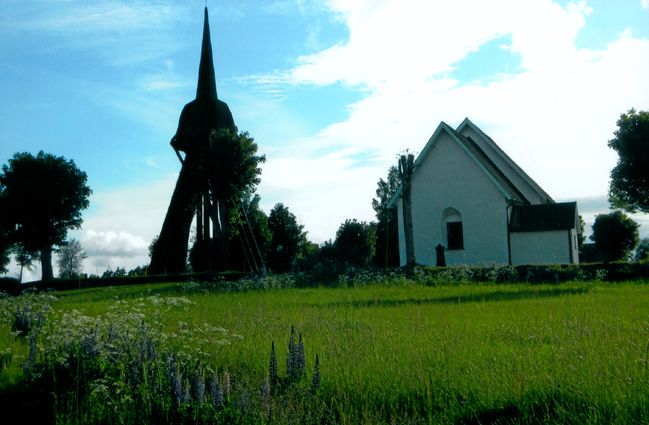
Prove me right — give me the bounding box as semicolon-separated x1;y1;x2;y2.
138;74;192;92
72;174;178;273
642;0;649;10
288;0;593;87
80;230;149;274
245;0;649;242
82;230;148;257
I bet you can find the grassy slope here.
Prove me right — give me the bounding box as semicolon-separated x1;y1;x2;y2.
2;281;648;424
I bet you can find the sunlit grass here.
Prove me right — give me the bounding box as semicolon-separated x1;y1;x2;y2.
1;280;648;424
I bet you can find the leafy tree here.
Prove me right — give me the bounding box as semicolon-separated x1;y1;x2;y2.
0;233;10;276
14;244;36;283
334;219;376;267
590;211;639;262
226;194;271;272
608;109;649;213
308;240;340;279
150;128;265;274
128;265;149;276
267;203;304;273
192;129;266;272
102;267;126;278
57;239;87;279
148;235;159;260
372;165;400;268
0;240;10;274
0;186;12;273
635;238;649;262
577;215;586;252
207;129;265;205
0;152;91;280
294;240;320;272
207;129;265;270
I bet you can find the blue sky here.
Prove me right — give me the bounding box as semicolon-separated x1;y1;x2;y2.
1;0;648;280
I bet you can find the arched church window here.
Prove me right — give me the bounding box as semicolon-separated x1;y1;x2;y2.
442;208;464;250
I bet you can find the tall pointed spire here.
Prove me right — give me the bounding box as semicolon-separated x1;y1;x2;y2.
196;7;217;100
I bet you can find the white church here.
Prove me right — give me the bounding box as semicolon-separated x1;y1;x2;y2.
389;118;580;266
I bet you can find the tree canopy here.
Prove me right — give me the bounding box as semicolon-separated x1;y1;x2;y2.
207;128;265;206
267;203;305;273
334;219;376;267
0;187;11;273
225;194;271;272
57;239;87;279
608;109;649;213
635;237;649;263
371;165;400;267
1;151;91;280
590;211;639;263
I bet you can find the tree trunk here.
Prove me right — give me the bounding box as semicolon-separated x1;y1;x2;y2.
399;154;416;268
40;245;54;281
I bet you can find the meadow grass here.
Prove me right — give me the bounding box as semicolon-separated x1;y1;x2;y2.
1;280;648;424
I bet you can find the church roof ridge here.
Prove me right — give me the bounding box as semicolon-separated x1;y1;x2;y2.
388;120;522;208
456;118;553;203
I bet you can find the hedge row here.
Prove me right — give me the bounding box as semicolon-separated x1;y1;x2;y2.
1;262;647;296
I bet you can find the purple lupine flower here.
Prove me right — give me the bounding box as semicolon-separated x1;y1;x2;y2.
208;372;224;408
311;354;321;393
22;333;37;376
297;333;305;378
222;370;231;397
269;341;278;386
260;375;271;419
192;367;205;406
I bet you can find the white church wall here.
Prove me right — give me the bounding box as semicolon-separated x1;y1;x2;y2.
410;131;510;266
510;230;573;265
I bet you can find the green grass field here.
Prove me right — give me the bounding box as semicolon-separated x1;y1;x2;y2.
1;280;648;424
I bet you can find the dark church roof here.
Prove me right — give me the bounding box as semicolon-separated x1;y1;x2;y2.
509;202;578;232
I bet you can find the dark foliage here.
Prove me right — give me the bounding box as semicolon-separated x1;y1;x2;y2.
206;128;265;206
0;187;11;273
635;237;649;262
1;151;91;280
268;203;305;273
227;194;271;272
190;239;213;272
608;109;649;213
590;211;639;262
150;128;265;274
309;240;341;281
579;243;605;264
334;219;376;267
372;165;400;267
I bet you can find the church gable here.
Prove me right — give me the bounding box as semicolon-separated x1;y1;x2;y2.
407;125;513;265
393;118;579;266
412;122;524;204
456;118;553;205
